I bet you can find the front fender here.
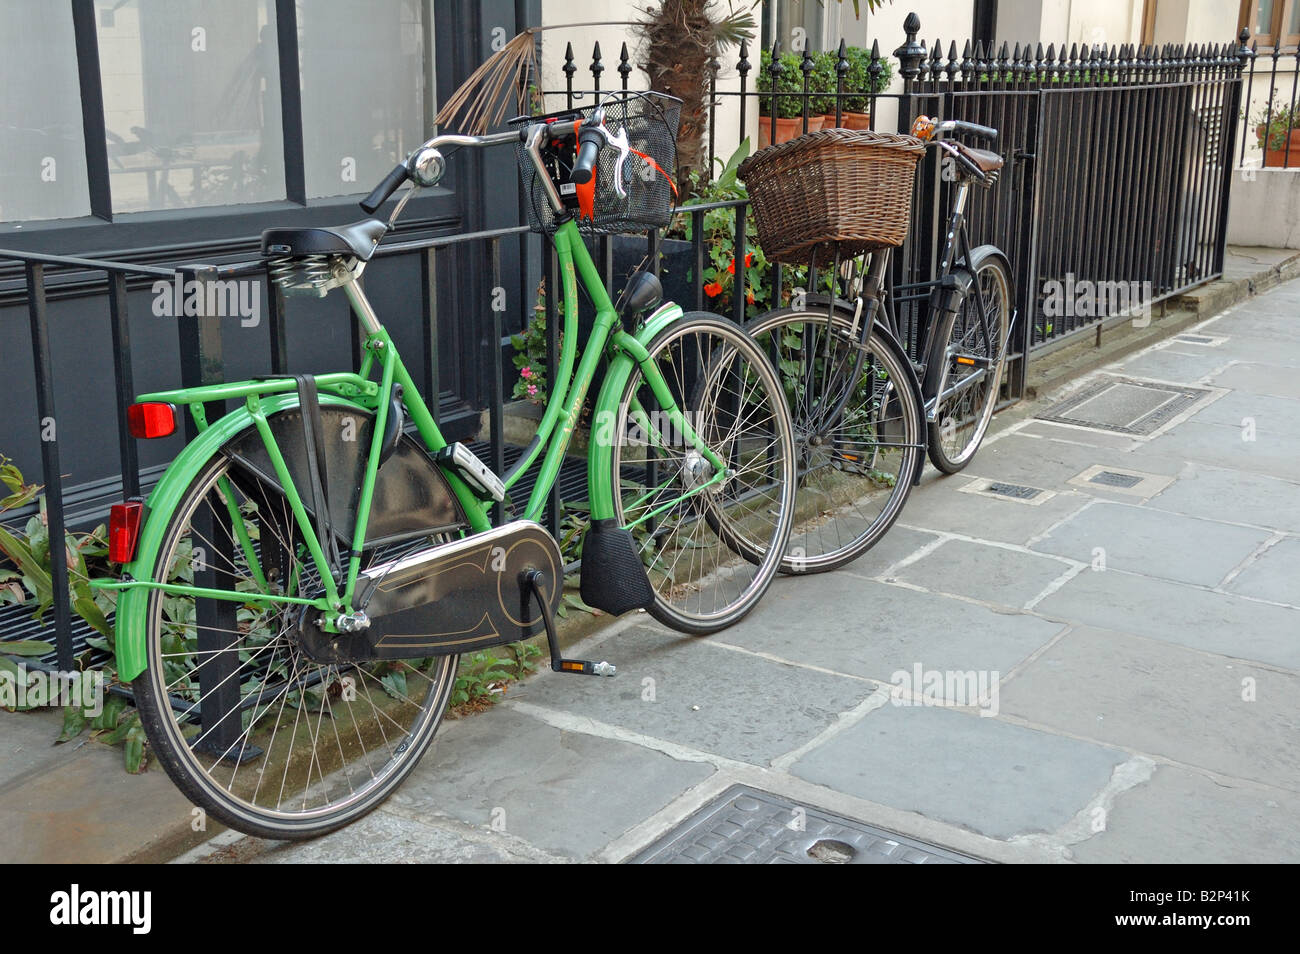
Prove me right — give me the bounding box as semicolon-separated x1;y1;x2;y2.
113;393;366;683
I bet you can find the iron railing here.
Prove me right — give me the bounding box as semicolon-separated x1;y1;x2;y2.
2;11;1253;669
1239;37;1299;169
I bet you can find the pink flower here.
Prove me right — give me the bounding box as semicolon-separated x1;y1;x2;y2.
527;384;538;396
521;366;532;379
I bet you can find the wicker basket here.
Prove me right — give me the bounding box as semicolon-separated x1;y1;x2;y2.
738;128;925;266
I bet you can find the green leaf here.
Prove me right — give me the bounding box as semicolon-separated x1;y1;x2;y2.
57;705;86;743
72;594;112;638
1;639;54;657
0;525;52;605
123;729;145;774
0;657;34;710
89;694;125;731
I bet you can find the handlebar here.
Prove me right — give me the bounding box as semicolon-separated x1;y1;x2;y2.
571;128;603;185
358;129;519;215
945;119;997;141
910;115;998;143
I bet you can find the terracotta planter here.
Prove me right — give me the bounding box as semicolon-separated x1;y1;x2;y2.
840;110;872;130
1257;124;1300;167
758;114;826;148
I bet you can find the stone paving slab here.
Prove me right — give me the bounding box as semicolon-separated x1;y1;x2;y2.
722;573;1067;685
511;623;871;766
1029;500;1270;587
899;474;1091;546
206;809;567;864
1224;536;1300;604
1068;763;1300;864
891;537;1072;609
1144;463;1300;532
1129;420;1300;482
789;703;1127;840
1188;390;1300;439
380;705;714;859
1116;347;1235;383
967;432;1182;492
1209;362;1300;401
1034;567;1300;670
999;626;1300;791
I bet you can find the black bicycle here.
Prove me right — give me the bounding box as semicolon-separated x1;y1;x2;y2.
742;116;1014;573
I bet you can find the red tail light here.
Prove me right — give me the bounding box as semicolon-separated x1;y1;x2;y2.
109;500;145;564
127;402;177;439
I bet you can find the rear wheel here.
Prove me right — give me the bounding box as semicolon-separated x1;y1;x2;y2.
609;314;796;634
926;248;1012;474
134;429;458;840
745;302;924;573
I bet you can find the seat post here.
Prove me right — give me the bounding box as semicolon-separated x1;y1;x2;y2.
341;275;383;337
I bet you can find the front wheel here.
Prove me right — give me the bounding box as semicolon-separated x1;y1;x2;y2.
926;247;1013;474
134;432;458;840
609;314;797;634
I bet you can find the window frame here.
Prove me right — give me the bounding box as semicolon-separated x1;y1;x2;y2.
1;0;463;256
1238;0;1300;51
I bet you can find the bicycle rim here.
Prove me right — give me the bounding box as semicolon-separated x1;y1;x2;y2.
610;315;796;634
928;255;1011;473
134;449;457;839
747;304;924;573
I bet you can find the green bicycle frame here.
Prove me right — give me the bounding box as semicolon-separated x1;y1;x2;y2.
99;217;725;683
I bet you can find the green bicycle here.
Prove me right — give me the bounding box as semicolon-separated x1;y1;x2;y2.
91;92;797;839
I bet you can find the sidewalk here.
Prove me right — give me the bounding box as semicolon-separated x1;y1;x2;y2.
184;266;1300;865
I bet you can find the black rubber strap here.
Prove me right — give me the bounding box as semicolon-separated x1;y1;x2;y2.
293;374;342;581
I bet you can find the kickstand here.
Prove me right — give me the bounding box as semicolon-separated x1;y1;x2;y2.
522;569;616;676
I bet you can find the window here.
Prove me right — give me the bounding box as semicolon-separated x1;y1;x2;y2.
298;0;428;199
96;0;284;213
0;1;90;223
1239;0;1300;49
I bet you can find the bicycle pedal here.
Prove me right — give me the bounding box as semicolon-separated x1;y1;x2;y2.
554;658;617;677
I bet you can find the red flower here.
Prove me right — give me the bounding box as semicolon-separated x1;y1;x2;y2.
704;281;723;298
728;252;754;275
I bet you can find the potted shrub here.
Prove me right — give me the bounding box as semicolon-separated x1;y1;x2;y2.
839;46;893;129
758;49;823;146
1255;98;1300;167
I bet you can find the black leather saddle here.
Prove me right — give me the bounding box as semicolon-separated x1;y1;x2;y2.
261;218;388;261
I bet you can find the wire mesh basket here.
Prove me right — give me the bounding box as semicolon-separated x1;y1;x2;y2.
515;91;681;235
738;128;925;266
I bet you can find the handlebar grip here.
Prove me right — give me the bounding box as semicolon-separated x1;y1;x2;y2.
951;120;998;142
360;162;410;214
571;130;602;185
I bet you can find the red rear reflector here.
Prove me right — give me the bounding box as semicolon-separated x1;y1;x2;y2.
109;500;145;564
127;402;176;439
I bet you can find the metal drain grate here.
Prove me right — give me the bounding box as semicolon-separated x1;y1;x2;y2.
1037;375;1212;437
630;786;982;864
1088;471;1144;488
986;481;1042;500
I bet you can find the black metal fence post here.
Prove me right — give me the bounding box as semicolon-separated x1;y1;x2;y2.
23;263;76;673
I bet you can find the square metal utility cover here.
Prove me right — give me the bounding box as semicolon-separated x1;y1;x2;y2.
957;477;1056;506
1173;333;1228;347
1037;375;1215;437
1067;464;1175;499
629;785;982;864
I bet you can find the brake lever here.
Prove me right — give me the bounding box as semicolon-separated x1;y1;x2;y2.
584;120;631;198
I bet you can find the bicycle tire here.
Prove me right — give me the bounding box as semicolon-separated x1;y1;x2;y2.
134;419;459;840
925;246;1013;474
744;301;925;573
609;313;797;634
